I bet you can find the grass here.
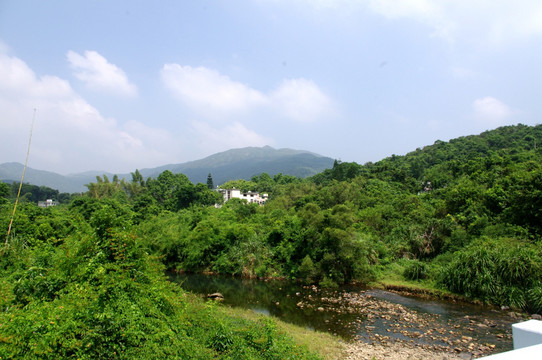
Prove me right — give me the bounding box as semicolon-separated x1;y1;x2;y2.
370;261;461;301
221;305;348;360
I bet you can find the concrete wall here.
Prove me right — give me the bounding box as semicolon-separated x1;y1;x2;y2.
481;320;542;359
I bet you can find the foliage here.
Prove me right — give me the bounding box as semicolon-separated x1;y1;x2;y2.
0;182;10;200
298;255;317;283
220;179;258;192
5;182;73;204
403;260;429;281
439;238;542;312
207;173;214;189
85;174;124;199
0;200;321;359
2;123;542;359
125;124;542;311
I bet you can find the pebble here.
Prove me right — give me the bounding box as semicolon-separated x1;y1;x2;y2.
295;289;514;359
344;342;470;360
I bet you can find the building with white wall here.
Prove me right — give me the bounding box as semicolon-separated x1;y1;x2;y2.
37;199;57;208
217;188;268;205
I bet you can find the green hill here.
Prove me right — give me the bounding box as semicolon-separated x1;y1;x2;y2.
139;146;334;186
0;146;334;193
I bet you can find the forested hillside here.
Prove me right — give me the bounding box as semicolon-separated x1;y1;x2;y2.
141;146;334;185
0;178;322;359
1;146;334;193
1;124;541;358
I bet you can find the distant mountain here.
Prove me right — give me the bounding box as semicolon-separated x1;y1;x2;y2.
138;146;334;185
0;162;101;193
0;146;335;193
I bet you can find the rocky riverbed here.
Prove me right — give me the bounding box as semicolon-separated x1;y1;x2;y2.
344;341;469;360
173;273;531;359
295;286;520;359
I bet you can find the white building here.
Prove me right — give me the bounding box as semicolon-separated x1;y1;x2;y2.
218;188;268;205
37;199;57;208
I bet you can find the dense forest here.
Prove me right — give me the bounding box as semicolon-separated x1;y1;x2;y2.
1;124;541;358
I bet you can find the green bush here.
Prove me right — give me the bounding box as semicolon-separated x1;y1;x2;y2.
0;206;322;359
298;255;317;283
527;285;542;314
319;276;339;289
440;238;542;312
403;260;428;281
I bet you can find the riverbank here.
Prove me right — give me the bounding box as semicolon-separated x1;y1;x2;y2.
221;305;347;360
300;289;513;358
174;273;521;359
224;304;481;360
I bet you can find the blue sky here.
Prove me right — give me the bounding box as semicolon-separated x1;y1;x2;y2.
1;1;541;175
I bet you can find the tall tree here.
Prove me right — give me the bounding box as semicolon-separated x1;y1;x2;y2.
147;171;196;211
86;174;122;199
123;169;146;198
206;173;214;190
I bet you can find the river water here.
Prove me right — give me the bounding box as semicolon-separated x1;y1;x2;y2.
170;273;520;355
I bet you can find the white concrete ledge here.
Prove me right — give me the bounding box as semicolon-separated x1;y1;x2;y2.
480;343;542;359
481;320;542;359
512;319;542;349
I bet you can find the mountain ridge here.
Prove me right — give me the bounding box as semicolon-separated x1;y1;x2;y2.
0;146;334;193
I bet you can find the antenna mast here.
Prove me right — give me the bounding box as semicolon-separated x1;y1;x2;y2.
6;109;37;244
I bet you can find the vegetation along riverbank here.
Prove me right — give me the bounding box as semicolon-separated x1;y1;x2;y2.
1;124;541;358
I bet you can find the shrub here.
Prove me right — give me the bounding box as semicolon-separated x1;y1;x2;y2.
319;276;339;289
0;220;322;359
298;255;317;283
527;285;542;314
403;260;428;281
440;237;542;311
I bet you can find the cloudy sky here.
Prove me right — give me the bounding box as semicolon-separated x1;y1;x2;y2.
1;1;541;175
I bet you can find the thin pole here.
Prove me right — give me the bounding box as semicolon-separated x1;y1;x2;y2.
6;109;36;244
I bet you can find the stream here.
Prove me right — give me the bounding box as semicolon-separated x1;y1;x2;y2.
170;273;521;357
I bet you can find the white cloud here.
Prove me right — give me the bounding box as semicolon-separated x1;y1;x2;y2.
0;52;175;174
271;78;334;122
0;55;72;100
368;0;439;21
368;0;454;40
472;96;513;124
191;121;273;155
161;64;267;116
263;0;542;46
67;50;137;97
280;0;542;45
366;0;542;45
0;52;333;175
162;63;335;123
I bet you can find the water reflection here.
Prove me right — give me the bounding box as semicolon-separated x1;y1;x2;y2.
170;272;516;352
171;272;363;338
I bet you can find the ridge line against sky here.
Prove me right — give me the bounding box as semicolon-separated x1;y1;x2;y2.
0;0;541;174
